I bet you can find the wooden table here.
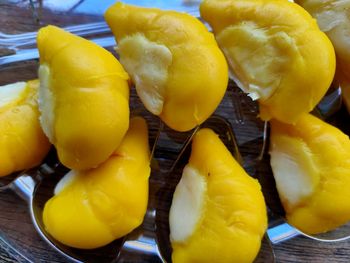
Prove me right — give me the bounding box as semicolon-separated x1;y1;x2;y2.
1;1;350;262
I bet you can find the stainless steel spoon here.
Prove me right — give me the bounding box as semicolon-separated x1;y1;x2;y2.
0;111;202;263
153;115;276;263
2;15;343;262
0;114;278;263
227;76;350;244
0;121;161;262
254;84;350;244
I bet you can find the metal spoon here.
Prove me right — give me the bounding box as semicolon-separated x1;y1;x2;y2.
257;141;350;244
0;114;278;263
154;115;276;263
254;84;350;243
0;111;205;263
1;16;335;262
227;75;350;244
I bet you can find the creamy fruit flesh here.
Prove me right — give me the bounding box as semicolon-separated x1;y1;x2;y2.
296;0;350;79
37;25;130;170
43;117;151;249
270;113;350;234
200;0;335;124
0;80;51;177
295;0;350;113
105;2;228;132
170;128;267;263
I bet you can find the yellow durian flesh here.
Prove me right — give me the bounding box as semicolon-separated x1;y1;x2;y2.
0;80;51;177
270;113;350;234
105;2;228;132
37;25;130;170
170;128;267;263
200;0;335;124
296;0;350;80
43;117;150;249
295;0;350;115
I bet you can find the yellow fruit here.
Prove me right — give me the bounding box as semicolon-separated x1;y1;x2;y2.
105;2;228;132
270;113;350;234
0;80;51;177
200;0;335;124
295;0;350;114
296;0;350;80
37;25;130;170
43;117;150;249
169;128;267;263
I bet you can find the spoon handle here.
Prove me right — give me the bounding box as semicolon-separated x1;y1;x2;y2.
0;36;117;66
0;22;110;47
6;164;54;203
8;174;37;202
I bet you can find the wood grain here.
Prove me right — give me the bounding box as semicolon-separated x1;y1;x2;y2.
1;1;350;262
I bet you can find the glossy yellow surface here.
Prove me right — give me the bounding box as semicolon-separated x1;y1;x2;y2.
270;114;350;234
296;0;350;80
170;128;267;263
0;80;51;177
105;2;228;132
43;117;150;249
200;0;335;124
295;0;350;115
37;25;130;170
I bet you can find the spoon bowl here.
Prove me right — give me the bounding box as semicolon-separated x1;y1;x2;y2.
230;79;350;244
156;114;276;263
255;109;350;244
0;113;278;263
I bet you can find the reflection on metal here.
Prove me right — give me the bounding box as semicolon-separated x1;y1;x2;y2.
0;35;116;65
10;174;36;202
257;121;268;161
1;2;349;260
268;223;299;244
314;84;342;120
0;22;110;48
